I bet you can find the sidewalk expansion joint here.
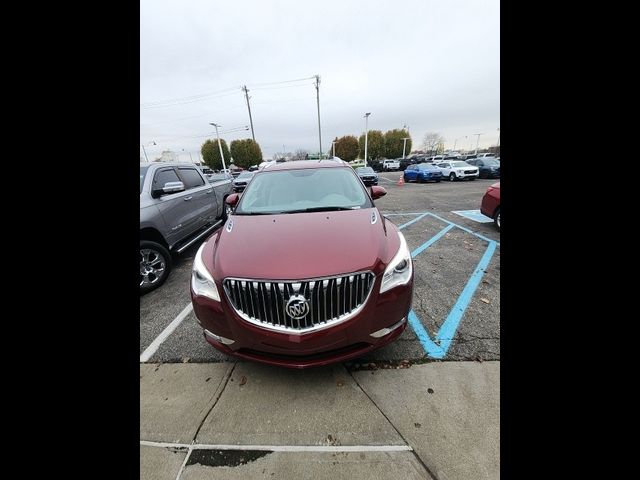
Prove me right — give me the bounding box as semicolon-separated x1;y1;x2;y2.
345;365;441;480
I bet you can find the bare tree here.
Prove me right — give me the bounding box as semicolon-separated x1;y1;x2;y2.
422;132;445;155
293;149;309;160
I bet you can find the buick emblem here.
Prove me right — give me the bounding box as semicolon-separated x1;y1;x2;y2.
286;295;310;319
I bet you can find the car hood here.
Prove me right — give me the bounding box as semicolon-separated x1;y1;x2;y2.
205;208;398;281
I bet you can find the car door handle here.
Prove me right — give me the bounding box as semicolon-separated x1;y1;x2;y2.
206;189;213;194
183;196;193;201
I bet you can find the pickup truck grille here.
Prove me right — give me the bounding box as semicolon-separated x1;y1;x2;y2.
223;272;375;333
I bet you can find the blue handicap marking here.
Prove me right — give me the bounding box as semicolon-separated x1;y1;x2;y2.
397;212;498;359
451;209;494;223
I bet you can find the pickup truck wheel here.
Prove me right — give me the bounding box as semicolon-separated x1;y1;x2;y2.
449;173;456;181
140;241;172;294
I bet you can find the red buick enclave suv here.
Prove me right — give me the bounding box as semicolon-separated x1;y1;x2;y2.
190;159;414;368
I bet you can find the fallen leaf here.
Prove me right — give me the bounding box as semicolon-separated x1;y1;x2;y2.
480;298;490;304
336;379;344;387
239;375;247;386
182;357;190;363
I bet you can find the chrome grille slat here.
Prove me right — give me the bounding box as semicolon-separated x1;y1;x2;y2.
223;271;375;333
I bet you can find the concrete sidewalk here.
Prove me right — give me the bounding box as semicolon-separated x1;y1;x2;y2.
140;361;499;480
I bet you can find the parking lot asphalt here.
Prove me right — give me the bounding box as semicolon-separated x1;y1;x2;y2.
140;172;500;364
140;171;500;479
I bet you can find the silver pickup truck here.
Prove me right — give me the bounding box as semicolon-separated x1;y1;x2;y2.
140;162;233;293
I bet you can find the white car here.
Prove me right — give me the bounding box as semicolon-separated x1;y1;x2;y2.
382;159;400;170
436;160;479;181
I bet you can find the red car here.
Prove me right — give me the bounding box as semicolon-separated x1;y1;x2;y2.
481;182;500;231
191;160;414;369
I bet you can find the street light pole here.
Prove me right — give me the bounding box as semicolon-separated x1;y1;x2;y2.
364;113;371;166
209;123;227;171
314;75;322;158
402;137;410;159
141;144;149;162
332;141;336;157
497;128;500;147
474;133;482;155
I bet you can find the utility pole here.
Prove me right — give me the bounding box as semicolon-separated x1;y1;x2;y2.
364;113;371;167
314;75;322;158
332;141;336;157
209;123;227;171
474;133;482;155
242;85;256;141
402;137;411;159
141;144;149;162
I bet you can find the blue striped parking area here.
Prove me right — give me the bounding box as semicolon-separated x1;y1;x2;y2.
385;212;499;359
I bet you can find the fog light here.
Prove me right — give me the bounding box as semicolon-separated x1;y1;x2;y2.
370;317;406;338
204;329;235;345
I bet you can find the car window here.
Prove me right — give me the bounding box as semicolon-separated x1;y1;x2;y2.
484;158;499;166
477;161;484;166
178;167;205;189
153;168;180;191
140;165;150;193
236;168;372;215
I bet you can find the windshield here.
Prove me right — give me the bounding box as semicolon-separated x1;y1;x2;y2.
357;167;374;174
451;161;469;167
235;167;373;215
418;164;437;170
236;171;254;180
140;166;150;193
483;159;499;166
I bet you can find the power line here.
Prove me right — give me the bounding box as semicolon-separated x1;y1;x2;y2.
140;87;239;108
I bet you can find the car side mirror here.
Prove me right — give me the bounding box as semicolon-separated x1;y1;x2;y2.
370;186;387;200
162;181;185;194
152;181;185;197
226;193;239;206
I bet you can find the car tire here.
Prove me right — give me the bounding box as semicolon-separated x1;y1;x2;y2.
449;173;456;182
140;241;172;294
480;171;487;179
470;177;476;181
436;179;441;183
494;207;500;231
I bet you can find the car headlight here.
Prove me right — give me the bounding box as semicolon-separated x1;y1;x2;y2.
380;232;412;294
191;242;220;301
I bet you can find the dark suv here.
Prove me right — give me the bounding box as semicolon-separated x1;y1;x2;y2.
191;159;414;368
466;158;500;179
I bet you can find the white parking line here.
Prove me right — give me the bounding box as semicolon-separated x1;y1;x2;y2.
140;303;193;362
140;440;412;452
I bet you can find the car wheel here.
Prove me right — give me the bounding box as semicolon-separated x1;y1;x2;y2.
436;179;441;183
494;207;500;231
140;241;172;294
418;176;425;183
470;177;476;181
449;173;456;182
480;171;487;179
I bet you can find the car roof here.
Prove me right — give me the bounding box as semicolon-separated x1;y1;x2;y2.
261;159;350;171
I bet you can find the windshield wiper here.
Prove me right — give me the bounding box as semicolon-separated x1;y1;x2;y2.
283;206;358;214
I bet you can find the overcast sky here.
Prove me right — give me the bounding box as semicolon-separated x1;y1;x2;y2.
140;0;499;162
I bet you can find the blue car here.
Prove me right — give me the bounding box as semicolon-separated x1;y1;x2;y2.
403;163;443;183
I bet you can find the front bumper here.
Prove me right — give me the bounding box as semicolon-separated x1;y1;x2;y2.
191;275;413;369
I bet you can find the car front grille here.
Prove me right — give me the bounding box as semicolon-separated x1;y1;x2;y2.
464;170;476;174
223;272;375;333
